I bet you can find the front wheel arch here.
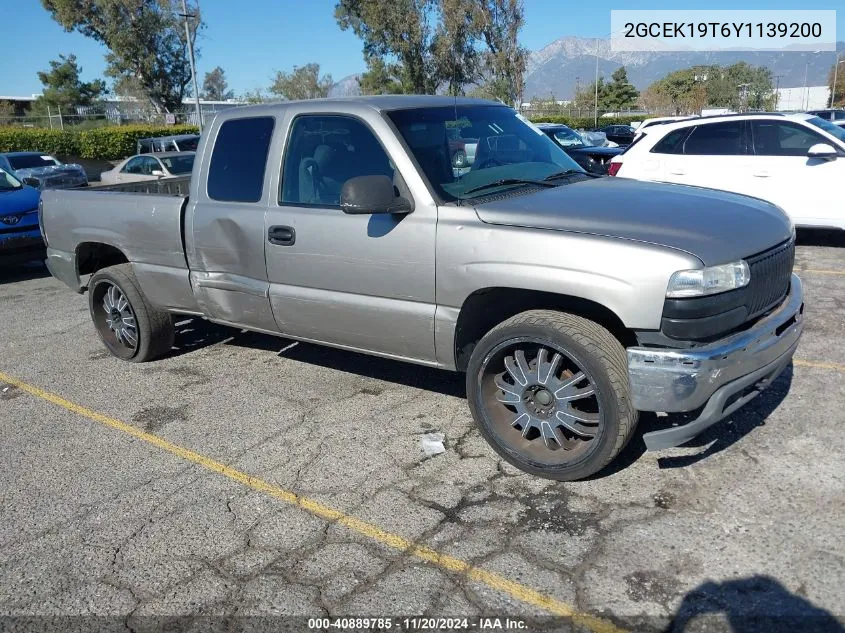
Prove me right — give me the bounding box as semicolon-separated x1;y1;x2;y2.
454;287;634;372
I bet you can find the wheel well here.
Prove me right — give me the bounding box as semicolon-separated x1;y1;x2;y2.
453;287;635;371
76;242;129;279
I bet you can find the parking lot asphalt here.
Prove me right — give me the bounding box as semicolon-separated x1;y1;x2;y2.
0;231;843;633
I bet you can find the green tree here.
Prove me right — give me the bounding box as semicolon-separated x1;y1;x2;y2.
202;66;233;101
0;100;17;122
270;63;333;100
358;56;404;95
337;0;526;101
433;0;479;96
242;87;268;104
646;63;774;114
336;0;440;94
706;62;774;111
32;54;106;116
473;0;527;106
41;0;202;114
602;66;638;111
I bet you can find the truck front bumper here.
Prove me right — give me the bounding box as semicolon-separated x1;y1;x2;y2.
627;274;804;450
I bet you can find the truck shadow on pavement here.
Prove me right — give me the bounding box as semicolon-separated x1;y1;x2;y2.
169;317;466;398
660;575;843;633
169;319;794;476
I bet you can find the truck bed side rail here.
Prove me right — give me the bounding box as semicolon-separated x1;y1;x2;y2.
90;176;191;196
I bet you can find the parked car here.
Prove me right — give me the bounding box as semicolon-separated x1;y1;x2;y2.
0;168;43;265
136;134;200;154
608;112;845;230
536;123;622;174
100;152;195;185
806;109;845;126
446;127;478;171
632;116;698;139
0;152;88;190
41;96;803;481
594;124;636;146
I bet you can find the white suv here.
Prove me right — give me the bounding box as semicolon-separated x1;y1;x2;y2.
608;113;845;230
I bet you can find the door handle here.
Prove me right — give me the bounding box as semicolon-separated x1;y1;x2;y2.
753;171;770;178
268;225;296;246
669;169;686;175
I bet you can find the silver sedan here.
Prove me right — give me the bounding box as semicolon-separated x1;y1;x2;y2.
100;151;195;184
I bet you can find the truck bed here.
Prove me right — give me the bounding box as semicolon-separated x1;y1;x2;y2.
40;183;189;274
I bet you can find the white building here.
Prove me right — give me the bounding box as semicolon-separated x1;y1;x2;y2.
775;86;830;111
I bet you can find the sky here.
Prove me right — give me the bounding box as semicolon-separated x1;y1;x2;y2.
3;1;843;98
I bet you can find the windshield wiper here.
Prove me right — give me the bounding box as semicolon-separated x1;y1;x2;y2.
460;178;556;198
543;169;600;181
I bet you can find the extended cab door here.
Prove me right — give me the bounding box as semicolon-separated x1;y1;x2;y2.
185;115;280;333
747;119;845;229
264;110;438;363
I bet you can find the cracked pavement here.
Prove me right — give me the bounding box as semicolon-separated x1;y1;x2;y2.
0;230;843;632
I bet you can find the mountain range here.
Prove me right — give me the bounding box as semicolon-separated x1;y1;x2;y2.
525;37;845;100
330;36;844;100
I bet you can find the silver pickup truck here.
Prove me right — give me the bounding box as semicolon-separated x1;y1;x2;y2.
41;96;804;480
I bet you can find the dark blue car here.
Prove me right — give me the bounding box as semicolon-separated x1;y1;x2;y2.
0;168;43;266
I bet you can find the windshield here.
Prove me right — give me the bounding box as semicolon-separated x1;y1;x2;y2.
7;154;60;170
159;154;195;175
0;168;23;191
388;106;582;202
806;116;845;144
549;127;586;149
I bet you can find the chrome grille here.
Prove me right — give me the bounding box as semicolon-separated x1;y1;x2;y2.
745;239;794;318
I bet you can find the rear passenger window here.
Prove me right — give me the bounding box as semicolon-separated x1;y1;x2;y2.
682;122;746;155
208;116;275;202
651;128;690;154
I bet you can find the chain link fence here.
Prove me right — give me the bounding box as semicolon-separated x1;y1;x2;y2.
0;104;239;130
520;104;672;120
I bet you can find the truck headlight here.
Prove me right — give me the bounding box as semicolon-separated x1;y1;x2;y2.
666;260;750;298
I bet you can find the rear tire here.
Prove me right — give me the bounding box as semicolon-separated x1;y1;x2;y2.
466;309;637;481
88;264;174;362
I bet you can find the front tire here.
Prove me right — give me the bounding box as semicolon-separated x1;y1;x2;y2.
88;264;174;362
466;310;638;481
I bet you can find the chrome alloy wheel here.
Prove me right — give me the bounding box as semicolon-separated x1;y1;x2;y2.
98;282;138;350
479;340;602;465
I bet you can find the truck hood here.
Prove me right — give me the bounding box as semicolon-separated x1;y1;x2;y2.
474;177;793;266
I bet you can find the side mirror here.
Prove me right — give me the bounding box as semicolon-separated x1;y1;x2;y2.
151;170;165;177
807;143;838;160
340;175;412;215
22;177;40;188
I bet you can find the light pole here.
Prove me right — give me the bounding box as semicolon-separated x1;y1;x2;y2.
594;38;600;127
802;60;809;110
180;0;203;132
833;58;845;108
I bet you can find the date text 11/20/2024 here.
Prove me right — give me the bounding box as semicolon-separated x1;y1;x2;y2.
307;617;528;630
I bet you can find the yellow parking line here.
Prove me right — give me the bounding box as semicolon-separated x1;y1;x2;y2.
0;371;625;633
793;359;845;372
798;269;845;276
